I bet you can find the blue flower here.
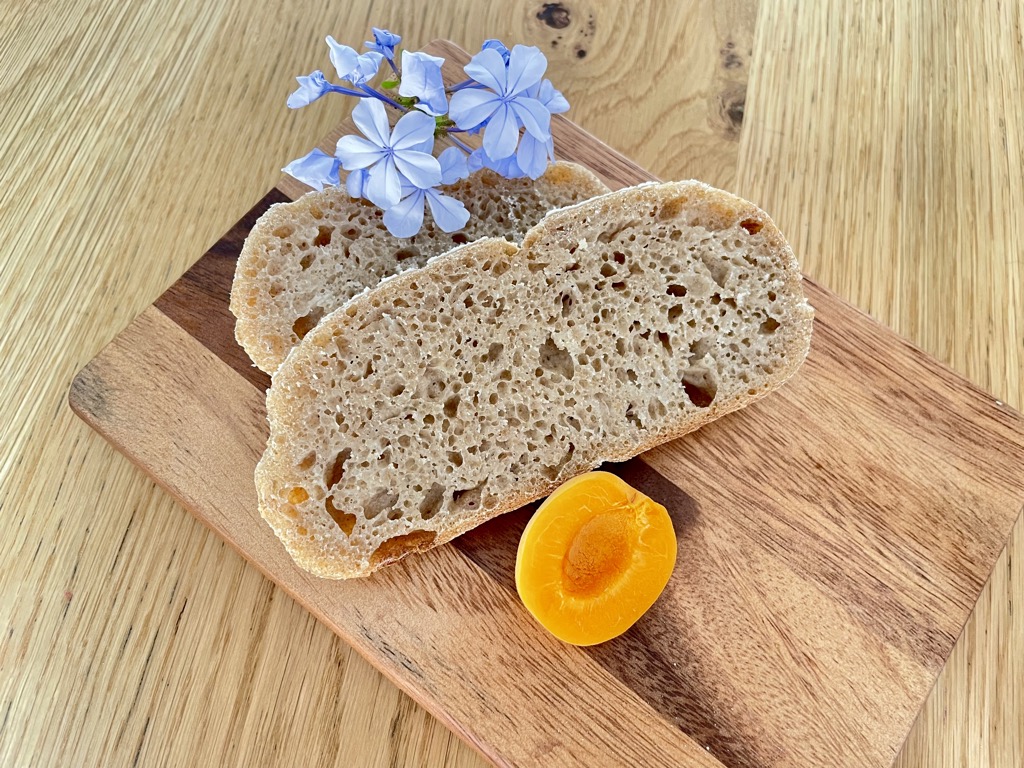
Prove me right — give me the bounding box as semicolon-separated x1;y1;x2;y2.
449;45;551;161
398;51;449;116
515;79;569;178
481;39;510;63
365;28;401;60
382;149;470;237
467;146;526;179
335;98;442;209
287;70;332;108
327;36;384;84
283;148;341;191
383;184;470;237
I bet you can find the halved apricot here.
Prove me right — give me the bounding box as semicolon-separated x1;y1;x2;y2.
515;471;677;645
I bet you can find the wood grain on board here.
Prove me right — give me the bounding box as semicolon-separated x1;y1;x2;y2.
68;39;1024;768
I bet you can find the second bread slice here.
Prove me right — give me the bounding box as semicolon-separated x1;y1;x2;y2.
258;180;814;578
231;163;610;373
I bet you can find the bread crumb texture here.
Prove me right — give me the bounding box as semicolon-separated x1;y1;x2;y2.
231;163;610;373
257;180;814;578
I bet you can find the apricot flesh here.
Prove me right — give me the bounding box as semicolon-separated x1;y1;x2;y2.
515;471;677;645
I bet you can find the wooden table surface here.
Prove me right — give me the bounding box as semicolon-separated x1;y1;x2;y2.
2;2;1021;766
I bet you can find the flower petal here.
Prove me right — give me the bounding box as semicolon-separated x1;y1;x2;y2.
287;71;329;109
350;98;390;148
399;51;449;116
382;190;426;238
326;36;359;81
515;133;552;179
390;109;437;150
510;96;551;140
393;150;442;190
482;102;520;160
365;157;402;208
463;47;509;93
282;148;341;191
505;45;547;96
537;79;569;113
424;190;470;233
365;28;401;59
481;39;511;64
350;51;383;84
448;88;500;130
345;168;368;198
438;147;469;185
335;135;386;169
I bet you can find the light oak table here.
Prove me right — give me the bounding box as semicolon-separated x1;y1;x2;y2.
2;2;1021;766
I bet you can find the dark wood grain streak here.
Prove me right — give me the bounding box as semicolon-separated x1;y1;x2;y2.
69;40;1024;768
153;190;288;393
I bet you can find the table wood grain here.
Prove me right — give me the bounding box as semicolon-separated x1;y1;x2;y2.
2;1;1021;766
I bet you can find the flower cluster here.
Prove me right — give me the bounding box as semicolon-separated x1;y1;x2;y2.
283;28;568;237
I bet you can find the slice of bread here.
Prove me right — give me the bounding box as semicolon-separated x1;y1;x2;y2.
231;163;610;374
257;180;814;579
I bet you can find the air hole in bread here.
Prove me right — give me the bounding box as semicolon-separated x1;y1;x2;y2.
292;309;324;340
700;253;730;288
363;489;399;520
395;247;419;264
560;292;575;317
313;225;334;247
658;332;672;354
326;449;351;489
625;403;644;428
299;252;315;270
484;342;504;362
297;451;316;471
681;368;718;408
760;317;781;334
613;251;626;264
612;281;627;291
600;263;616;278
389;381;405;397
539;337;574;380
648;398;668;419
272;225;293;238
419;483;446;520
689;336;714;363
447;450;464;468
443;395;460;417
542;443;575;480
667;283;687;297
668;305;684;323
598;220;639;243
450;233;469;245
452;483;485;512
528;261;550;273
325;496;356;535
767;290;777;302
288;487;309;505
740;218;763;234
370;530;437;568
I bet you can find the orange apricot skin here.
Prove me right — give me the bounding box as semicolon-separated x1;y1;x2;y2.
515;471;678;646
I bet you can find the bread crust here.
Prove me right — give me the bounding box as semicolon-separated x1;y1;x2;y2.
257;180;814;579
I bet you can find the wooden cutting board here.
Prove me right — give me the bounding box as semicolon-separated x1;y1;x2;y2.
69;41;1024;768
